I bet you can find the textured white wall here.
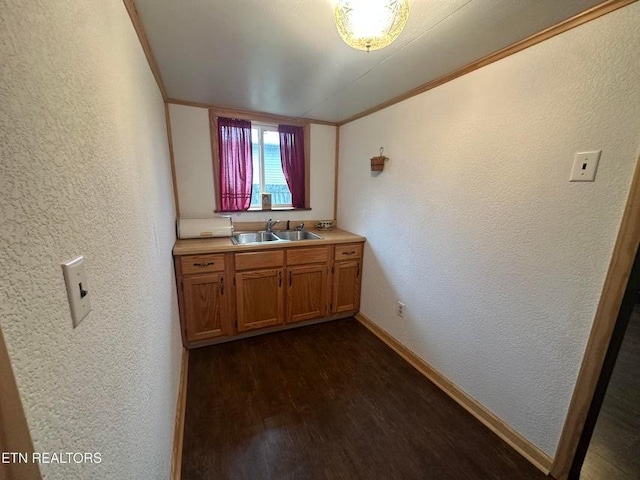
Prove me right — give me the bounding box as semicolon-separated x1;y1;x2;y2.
170;103;336;222
0;0;182;479
170;104;215;217
338;4;640;457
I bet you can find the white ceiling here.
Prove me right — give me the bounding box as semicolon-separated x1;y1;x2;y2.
134;0;605;123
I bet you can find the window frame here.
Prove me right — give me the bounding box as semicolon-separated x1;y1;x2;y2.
249;123;292;210
210;108;311;213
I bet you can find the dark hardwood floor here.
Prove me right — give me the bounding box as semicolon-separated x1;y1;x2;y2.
581;303;640;480
182;318;545;480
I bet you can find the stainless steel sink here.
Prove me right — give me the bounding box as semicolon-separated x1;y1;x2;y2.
274;231;323;241
231;230;324;245
231;231;280;245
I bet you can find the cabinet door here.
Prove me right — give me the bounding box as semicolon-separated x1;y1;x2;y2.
183;273;228;342
236;268;285;332
287;265;329;323
332;260;361;313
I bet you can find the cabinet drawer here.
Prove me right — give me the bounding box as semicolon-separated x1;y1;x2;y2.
235;250;285;271
334;243;363;261
286;246;330;266
181;254;226;275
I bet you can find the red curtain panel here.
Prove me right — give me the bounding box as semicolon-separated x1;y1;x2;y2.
218;117;253;211
278;125;305;208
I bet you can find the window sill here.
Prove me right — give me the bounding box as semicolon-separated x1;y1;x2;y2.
215;207;312;213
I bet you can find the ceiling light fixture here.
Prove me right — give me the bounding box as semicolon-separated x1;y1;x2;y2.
334;0;410;52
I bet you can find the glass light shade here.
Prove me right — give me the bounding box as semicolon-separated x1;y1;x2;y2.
334;0;410;52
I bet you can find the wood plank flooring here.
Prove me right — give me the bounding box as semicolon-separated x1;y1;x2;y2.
581;303;640;480
182;318;545;480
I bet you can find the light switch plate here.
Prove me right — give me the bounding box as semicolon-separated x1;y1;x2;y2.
570;150;601;182
62;256;91;328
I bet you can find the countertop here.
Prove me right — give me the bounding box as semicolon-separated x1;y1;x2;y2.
173;228;366;256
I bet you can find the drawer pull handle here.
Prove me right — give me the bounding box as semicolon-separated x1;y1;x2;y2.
342;251;356;255
289;270;293;287
279;271;282;287
193;262;215;267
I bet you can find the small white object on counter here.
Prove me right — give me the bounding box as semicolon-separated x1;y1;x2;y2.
177;216;233;239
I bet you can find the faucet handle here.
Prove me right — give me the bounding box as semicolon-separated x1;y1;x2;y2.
266;218;280;232
295;222;305;231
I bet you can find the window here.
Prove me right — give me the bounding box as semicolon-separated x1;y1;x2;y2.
250;124;292;208
210;109;310;212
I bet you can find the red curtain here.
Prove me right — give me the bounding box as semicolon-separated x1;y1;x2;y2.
278;125;305;208
218;117;253;211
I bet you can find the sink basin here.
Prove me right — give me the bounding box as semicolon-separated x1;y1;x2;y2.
274;231;323;241
231;230;324;245
231;231;280;245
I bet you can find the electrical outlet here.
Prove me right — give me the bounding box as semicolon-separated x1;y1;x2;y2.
397;301;405;318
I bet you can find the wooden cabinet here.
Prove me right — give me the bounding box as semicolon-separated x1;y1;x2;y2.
177;253;231;345
236;268;285;332
285;247;330;324
332;260;361;313
287;264;329;323
180;253;225;275
334;243;363;261
235;250;286;332
235;250;284;271
175;239;364;347
182;273;229;342
331;243;362;314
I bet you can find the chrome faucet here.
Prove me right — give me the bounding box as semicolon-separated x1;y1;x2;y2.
294;222;305;231
266;219;280;233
